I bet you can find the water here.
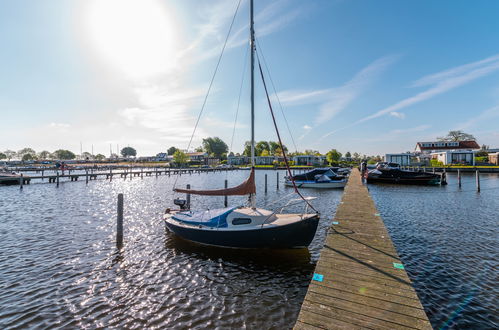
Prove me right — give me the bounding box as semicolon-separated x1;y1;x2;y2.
1;170;497;329
369;172;499;330
0;170;341;329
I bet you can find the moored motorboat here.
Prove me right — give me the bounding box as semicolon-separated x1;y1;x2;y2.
285;168;347;189
365;162;446;185
0;168;24;185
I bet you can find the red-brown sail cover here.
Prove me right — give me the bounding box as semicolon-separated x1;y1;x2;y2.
174;168;256;196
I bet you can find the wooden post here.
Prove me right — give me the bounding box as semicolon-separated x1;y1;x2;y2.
458;169;461;188
141;168;143;179
476;170;480;192
224;180;228;207
19;174;23;190
156;167;158;177
86;170;89;184
42;169;44;181
186;184;191;209
433;167;436;174
117;193;124;249
276;172;279;190
56;171;59;187
110;168;112;182
265;174;268;194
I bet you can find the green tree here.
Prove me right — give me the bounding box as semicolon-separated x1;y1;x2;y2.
242;141;251;156
202;137;228;158
121;147;137;158
255;141;270;156
326;149;342;165
22;154;35;161
437;130;476;142
95;154;106;161
269;141;280;155
260;149;270;157
353;152;361;161
195;146;204;152
0;153;6;160
303;149;321;156
53;149;76;160
167;146;178;155
18;148;36;160
38;150;51;159
82;152;93;160
173;150;188;165
345;151;352;158
3;150;16;161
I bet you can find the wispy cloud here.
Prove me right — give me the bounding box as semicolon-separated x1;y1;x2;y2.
389;111;405;119
322;54;499;139
278;55;397;126
454;105;499;130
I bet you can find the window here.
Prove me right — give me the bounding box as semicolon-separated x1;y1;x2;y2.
232;218;252;225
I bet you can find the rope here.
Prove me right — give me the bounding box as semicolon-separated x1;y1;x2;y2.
256;52;318;213
173;0;243;190
255;38;298;153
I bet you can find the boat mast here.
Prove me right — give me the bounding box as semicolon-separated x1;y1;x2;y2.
249;0;256;208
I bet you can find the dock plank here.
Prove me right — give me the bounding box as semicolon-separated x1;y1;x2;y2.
295;168;432;329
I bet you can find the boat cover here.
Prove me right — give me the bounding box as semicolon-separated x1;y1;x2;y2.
171;206;238;228
292;168;339;181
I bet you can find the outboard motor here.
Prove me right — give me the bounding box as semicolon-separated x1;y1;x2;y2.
174;198;189;210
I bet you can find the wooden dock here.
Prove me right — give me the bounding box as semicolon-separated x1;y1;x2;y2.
295;169;432;329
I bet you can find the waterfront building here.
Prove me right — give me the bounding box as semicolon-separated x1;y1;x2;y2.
292;155;325;166
384;153;413;166
227;156;249;165
488;152;499;165
430;150;476;165
255;156;275;165
415;140;480;153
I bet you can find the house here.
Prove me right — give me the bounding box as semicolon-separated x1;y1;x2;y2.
155;153;168;161
488;152;499;165
255;156;275;165
205;157;220;166
430;151;476;166
384;153;413;166
227;156;249;165
292;155;324;166
415;141;480;153
186;152;207;162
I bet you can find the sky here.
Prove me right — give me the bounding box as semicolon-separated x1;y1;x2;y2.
1;0;498;157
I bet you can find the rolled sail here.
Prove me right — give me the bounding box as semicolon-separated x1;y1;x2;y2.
174;168;256;196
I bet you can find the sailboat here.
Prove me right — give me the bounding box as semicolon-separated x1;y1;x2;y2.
163;0;320;249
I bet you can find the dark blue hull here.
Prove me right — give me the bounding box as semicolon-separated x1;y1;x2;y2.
164;216;320;249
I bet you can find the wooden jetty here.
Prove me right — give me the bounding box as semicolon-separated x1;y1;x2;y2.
295;169;432;329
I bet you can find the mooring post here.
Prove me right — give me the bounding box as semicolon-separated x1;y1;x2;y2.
19;174;23;190
110;168;113;182
117;193;124;249
141;167;143;179
86;169;89;184
186;184;191;209
42;169;44;181
265;174;268;194
476;170;480;192
276;172;279;190
56;171;60;187
458;169;461;188
433;167;435;174
224;180;228;207
156;167;158;177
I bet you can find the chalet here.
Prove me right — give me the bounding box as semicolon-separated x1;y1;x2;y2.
384;153;413;166
186;152;207;162
255;156;275;165
430;151;476;166
488;152;499;165
415;141;480;153
228;156;249;165
292;155;325;166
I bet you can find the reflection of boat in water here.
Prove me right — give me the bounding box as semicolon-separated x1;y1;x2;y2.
365;162;446;185
164;0;320;249
285;168;347;189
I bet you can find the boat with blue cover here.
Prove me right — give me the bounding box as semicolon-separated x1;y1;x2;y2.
285;168;347;189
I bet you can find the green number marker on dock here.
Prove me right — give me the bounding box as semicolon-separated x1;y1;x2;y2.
374;213;380;216
312;273;324;282
332;221;339;225
393;262;404;269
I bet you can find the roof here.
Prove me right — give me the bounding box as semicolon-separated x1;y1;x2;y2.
416;140;480;150
186;152;206;156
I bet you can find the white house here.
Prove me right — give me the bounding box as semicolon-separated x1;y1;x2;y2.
415;141;480;153
430;151;475;166
227;156;249;165
292;155;324;166
384;153;412;166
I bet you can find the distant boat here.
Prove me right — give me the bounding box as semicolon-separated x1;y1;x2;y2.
163;0;320;249
285;168;347;189
365;162;446;185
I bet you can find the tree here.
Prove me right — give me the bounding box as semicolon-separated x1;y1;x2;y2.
22;154;35;161
242;141;251;156
167;146;178;155
353;152;361;161
326;149;342;165
0;153;5;160
121;147;137;158
53;149;76;160
18;148;36;160
345;151;352;158
202;137;228;158
260;149;270;157
95;154;106;161
269;141;280;155
82;152;93;160
3;150;16;161
173;150;188;165
195;146;204;152
255;141;270;156
437;130;476;142
38;150;51;159
303;149;321;156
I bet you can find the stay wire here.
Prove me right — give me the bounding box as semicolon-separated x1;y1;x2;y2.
255;37;298;153
256;50;318;213
173;0;243;191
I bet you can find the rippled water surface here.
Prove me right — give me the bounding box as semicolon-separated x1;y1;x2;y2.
369;172;498;330
0;170;341;329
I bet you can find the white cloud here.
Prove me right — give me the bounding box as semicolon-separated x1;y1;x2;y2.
303;124;312;130
49;122;71;129
389;111;405;119
323;53;499;139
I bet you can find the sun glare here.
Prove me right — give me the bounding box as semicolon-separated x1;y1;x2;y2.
85;0;178;79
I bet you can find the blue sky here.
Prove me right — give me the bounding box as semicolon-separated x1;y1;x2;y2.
1;0;498;157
